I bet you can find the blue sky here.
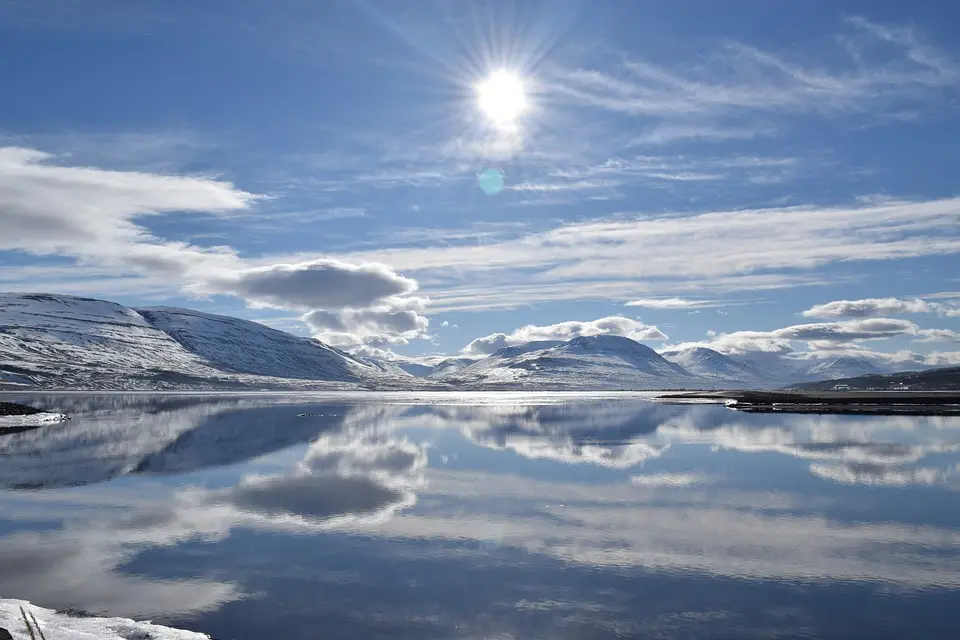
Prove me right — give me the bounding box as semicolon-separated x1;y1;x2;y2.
1;0;958;365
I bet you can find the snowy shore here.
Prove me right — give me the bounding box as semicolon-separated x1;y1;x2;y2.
0;600;211;640
0;411;67;430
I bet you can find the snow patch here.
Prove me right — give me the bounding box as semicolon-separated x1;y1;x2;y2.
0;412;66;429
0;599;211;640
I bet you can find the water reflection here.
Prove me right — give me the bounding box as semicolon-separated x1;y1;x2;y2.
0;394;959;638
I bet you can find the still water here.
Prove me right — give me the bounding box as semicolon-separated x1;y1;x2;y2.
1;393;959;639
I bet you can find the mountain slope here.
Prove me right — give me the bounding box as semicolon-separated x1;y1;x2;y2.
0;293;230;389
426;357;479;379
137;307;379;381
803;357;883;381
440;335;702;390
660;346;768;387
0;293;413;390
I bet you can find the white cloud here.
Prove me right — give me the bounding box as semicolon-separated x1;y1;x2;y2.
202;434;426;528
671;318;923;357
0;146;255;277
302;304;429;347
915;329;960;343
809;463;948;487
803;297;960;318
200;259;418;312
318;196;960;312
630;473;707;487
0;147;440;349
628;122;775;146
370;468;960;590
462;316;668;355
626;297;722;310
549;16;957;121
776;318;919;341
884;350;960;367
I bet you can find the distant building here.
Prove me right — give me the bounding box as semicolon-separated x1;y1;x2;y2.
832;383;851;391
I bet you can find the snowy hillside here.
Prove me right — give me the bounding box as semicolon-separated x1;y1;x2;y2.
426;357;480;378
0;292;896;391
439;335;702;390
803;357;884;380
0;293;415;390
0;293;232;390
662;348;891;386
137;307;381;381
659;346;769;387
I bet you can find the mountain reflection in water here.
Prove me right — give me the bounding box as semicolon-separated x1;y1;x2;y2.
1;393;959;640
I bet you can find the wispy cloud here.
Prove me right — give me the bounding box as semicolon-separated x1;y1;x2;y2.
549;16;958;125
284;196;960;311
508;179;620;192
625;298;726;310
628;122;777;146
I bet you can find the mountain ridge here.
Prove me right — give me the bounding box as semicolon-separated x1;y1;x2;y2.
0;293;416;390
0;292;925;391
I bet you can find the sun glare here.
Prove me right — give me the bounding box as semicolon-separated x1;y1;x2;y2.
475;70;528;127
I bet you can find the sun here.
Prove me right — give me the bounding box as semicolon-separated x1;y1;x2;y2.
475;70;528;127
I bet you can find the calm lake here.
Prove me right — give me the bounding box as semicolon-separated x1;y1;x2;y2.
1;393;959;639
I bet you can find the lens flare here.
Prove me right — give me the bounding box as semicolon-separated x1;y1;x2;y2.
478;167;505;195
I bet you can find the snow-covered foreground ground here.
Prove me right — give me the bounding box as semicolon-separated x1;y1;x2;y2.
0;599;210;639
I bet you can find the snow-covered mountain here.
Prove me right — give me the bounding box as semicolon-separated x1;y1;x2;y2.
136;307;385;381
0;292;897;391
438;335;702;390
659;346;768;387
425;357;480;379
803;357;884;380
661;348;891;386
0;293;415;390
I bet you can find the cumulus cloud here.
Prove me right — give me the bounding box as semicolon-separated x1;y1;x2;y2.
303;305;429;347
463;332;511;355
202;259;418;311
462;316;668;355
803;297;960;318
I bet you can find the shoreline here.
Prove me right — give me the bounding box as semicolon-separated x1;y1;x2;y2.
657;390;960;416
0;401;68;432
